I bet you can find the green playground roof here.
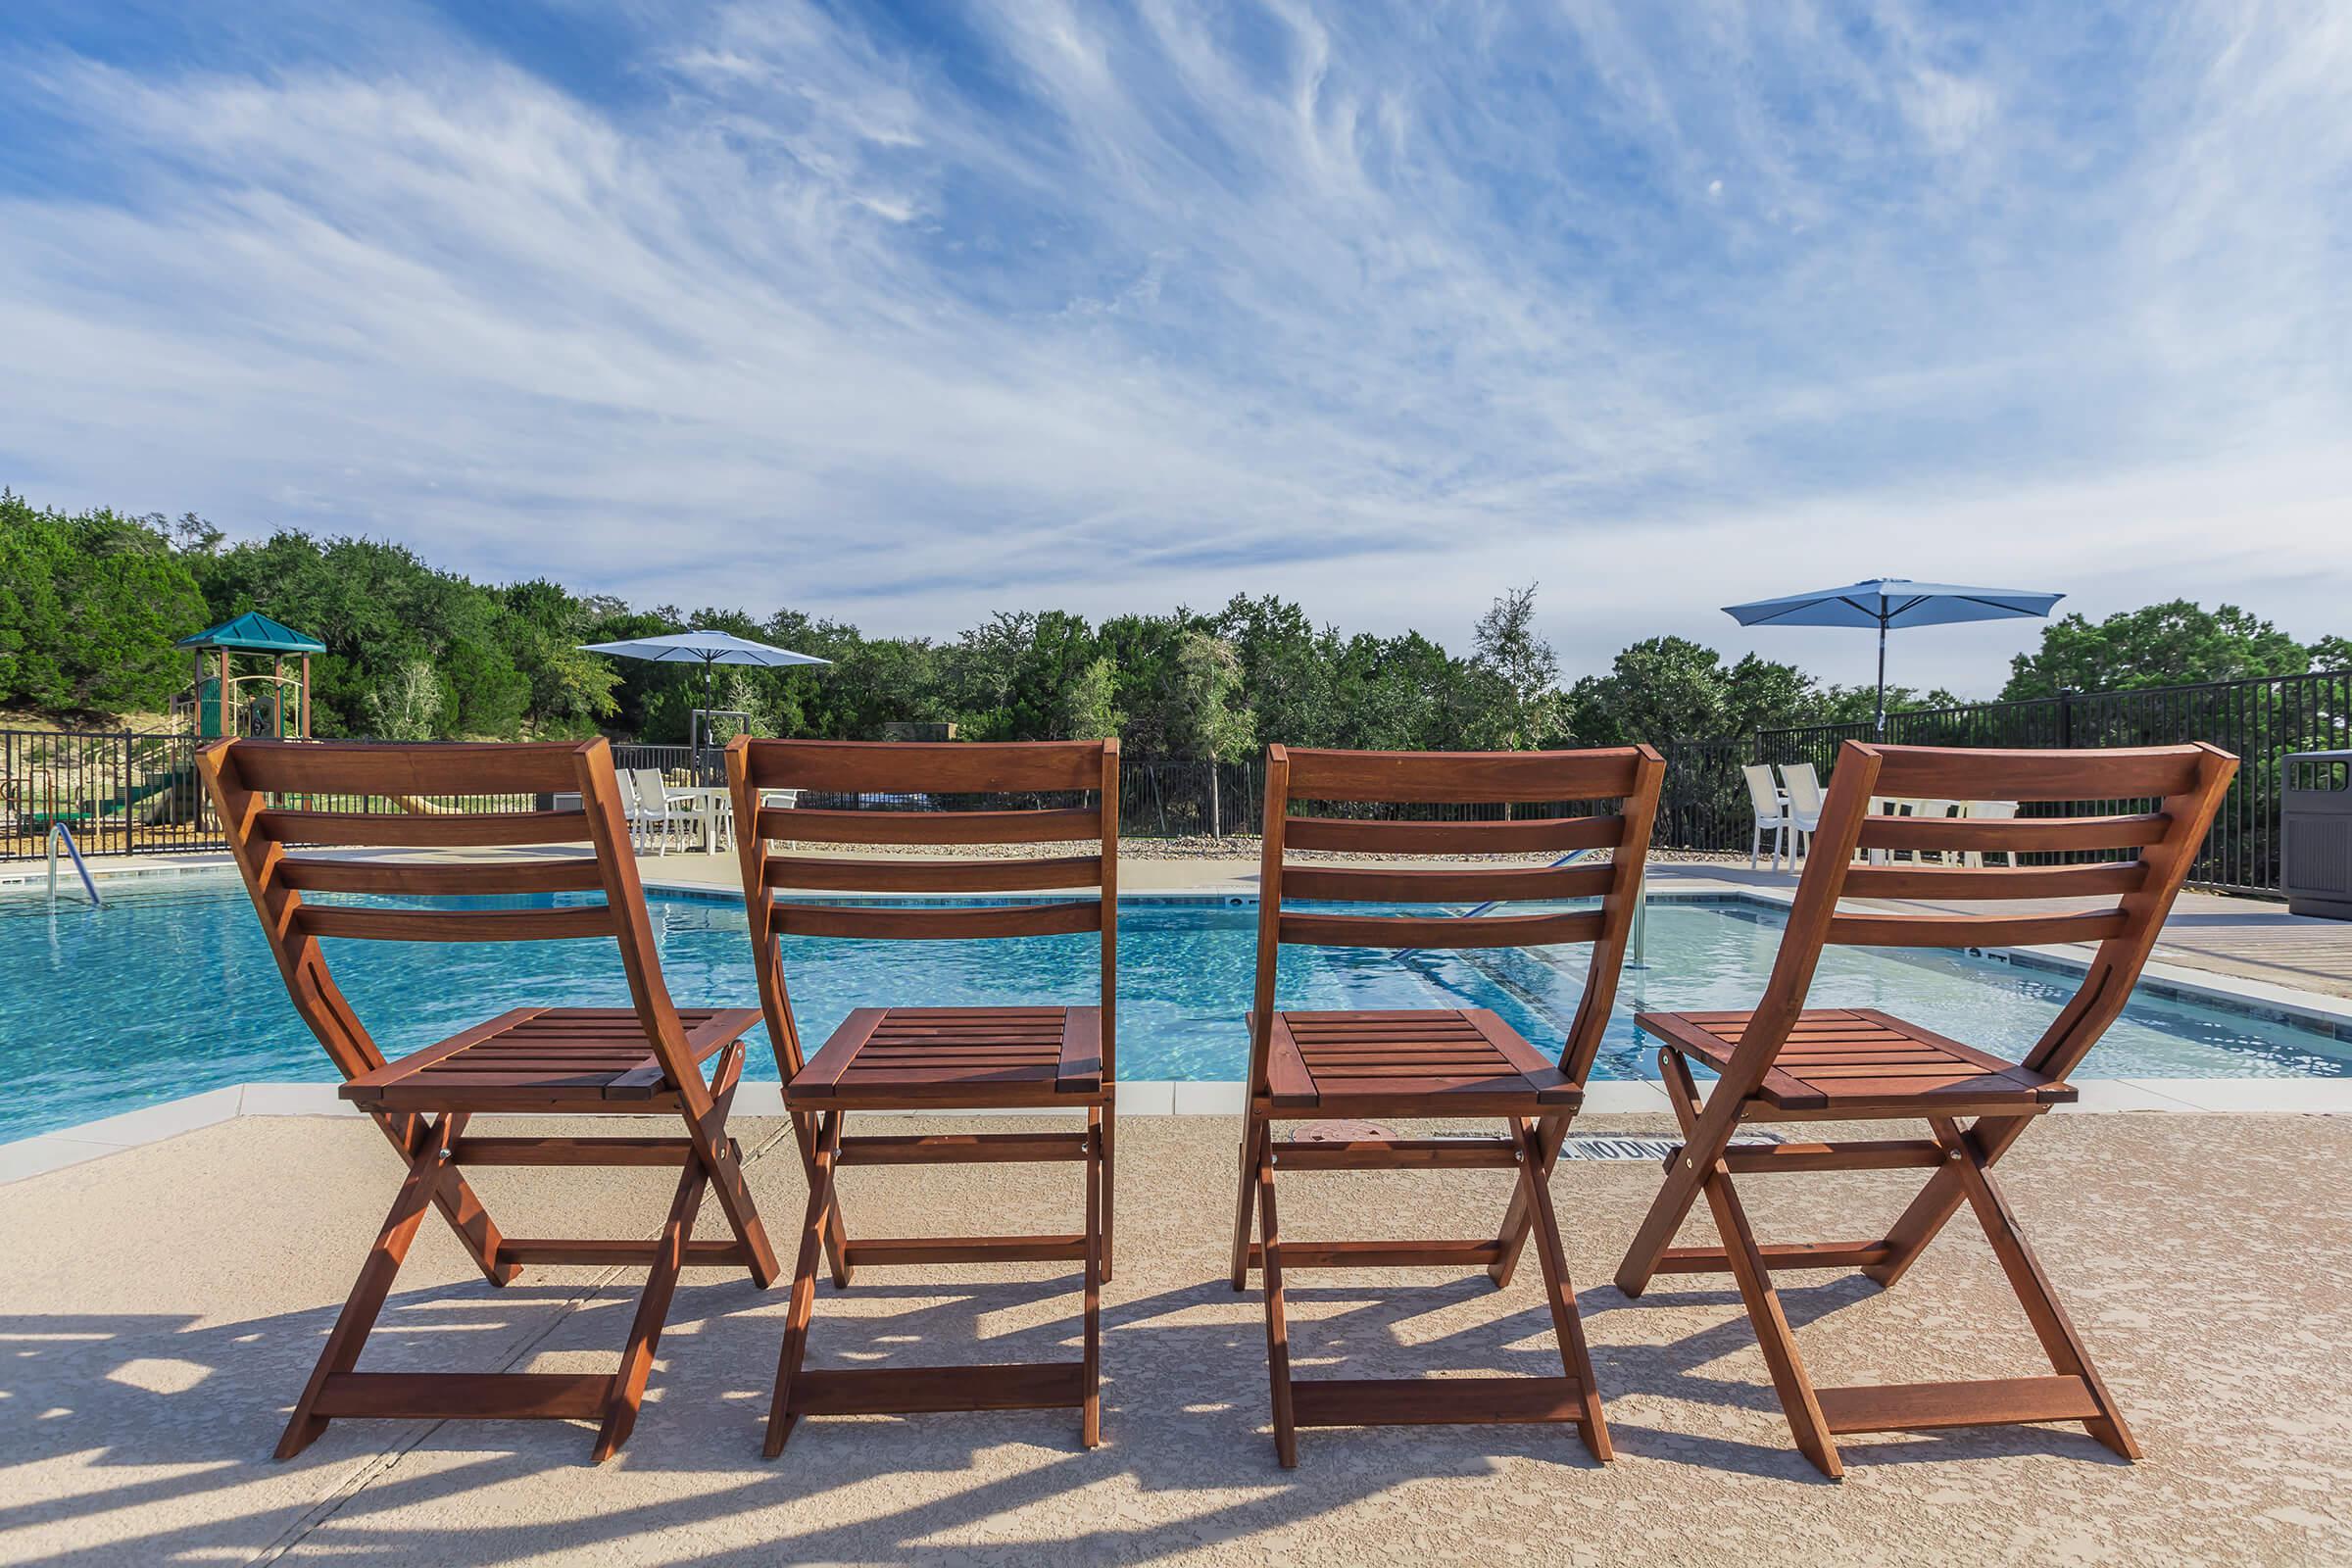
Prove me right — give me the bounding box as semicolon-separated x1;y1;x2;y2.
175;612;326;655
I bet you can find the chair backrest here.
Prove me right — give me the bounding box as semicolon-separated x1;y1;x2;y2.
726;738;1120;1080
632;770;674;815
613;770;643;813
195;737;713;1108
1712;741;2237;1100
1782;762;1825;816
1249;745;1666;1095
1742;764;1782;817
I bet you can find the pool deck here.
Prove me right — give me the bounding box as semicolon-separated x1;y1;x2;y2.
3;1108;2347;1566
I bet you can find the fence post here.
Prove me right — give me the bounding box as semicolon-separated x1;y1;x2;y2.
2058;688;2076;748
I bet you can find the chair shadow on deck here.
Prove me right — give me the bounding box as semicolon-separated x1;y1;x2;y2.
2;1247;2133;1566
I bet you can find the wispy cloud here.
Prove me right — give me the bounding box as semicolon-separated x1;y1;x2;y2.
0;0;2344;690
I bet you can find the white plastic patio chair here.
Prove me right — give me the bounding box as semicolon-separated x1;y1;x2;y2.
1959;800;2020;867
1743;763;1791;871
1782;763;1826;862
631;768;693;855
613;769;648;852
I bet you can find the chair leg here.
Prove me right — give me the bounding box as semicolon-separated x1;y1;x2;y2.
594;1153;709;1460
1655;1052;1841;1478
788;1108;853;1289
690;1043;781;1289
1082;1110;1103;1448
1485;1110;1567;1289
1254;1138;1298;1468
278;1113;459;1459
1931;1116;2139;1460
1228;1115;1264;1290
765;1110;841;1457
374;1108;517;1287
1512;1118;1611;1460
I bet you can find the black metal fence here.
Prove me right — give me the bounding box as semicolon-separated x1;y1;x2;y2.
1707;672;2350;894
8;668;2344;894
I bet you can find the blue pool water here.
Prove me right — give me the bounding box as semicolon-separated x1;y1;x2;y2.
3;875;2345;1144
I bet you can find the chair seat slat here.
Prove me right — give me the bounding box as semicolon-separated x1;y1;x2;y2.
230;740;587;796
1838;860;2148;901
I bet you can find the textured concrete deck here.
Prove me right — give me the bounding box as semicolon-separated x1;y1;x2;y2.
4;1111;2348;1565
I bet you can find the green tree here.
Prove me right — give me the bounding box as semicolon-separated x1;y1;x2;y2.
2003;601;2311;697
1467;584;1561;750
1063;657;1123;741
0;492;209;713
1167;630;1255;836
1564;637;1730;746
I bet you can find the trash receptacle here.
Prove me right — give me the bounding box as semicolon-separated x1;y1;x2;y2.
2282;751;2352;919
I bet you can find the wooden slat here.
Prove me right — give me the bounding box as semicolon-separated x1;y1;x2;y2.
273;857;608;896
496;1238;750;1266
1271;1138;1521;1170
841;1235;1089;1264
1287;1375;1589;1427
1279;908;1603;950
1839;861;2149;902
1652;1241;1894;1273
1855;812;2169;855
757;807;1100;846
1056;1007;1102;1091
1280;862;1613;905
1814;1375;2103;1434
297;906;617;943
771;901;1100;941
1281;813;1621;856
836;1134;1089;1165
230;739;589;796
764;855;1101;893
785;1362;1085;1416
743;739;1103;793
1827;909;2130;948
450;1137;696;1166
257;809;592;848
1716;1140;1948;1173
312;1371;612;1421
1284;746;1645;804
1868;744;2206;802
1247;1239;1505;1268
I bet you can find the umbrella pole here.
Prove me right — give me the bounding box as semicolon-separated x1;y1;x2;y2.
1875;618;1888;735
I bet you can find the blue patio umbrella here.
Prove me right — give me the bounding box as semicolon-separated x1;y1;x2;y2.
578;629;830;718
1722;579;2064;734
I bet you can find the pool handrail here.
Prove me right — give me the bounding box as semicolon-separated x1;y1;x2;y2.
45;823;101;906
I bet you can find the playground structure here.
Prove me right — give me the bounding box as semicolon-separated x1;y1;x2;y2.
172;612;322;741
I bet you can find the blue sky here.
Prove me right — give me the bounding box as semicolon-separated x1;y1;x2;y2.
2;0;2346;694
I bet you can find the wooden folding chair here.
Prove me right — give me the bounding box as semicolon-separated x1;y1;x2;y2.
1230;744;1665;1466
1614;741;2236;1478
197;737;780;1462
728;737;1116;1454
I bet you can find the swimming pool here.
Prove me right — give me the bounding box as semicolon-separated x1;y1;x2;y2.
3;875;2345;1144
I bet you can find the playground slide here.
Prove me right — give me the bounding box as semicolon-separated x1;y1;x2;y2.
19;766;196;832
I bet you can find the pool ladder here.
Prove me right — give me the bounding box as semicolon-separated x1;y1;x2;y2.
47;823;102;906
1396;847;1645;968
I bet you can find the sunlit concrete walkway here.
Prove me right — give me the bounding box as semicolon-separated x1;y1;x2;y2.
3;1110;2347;1565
